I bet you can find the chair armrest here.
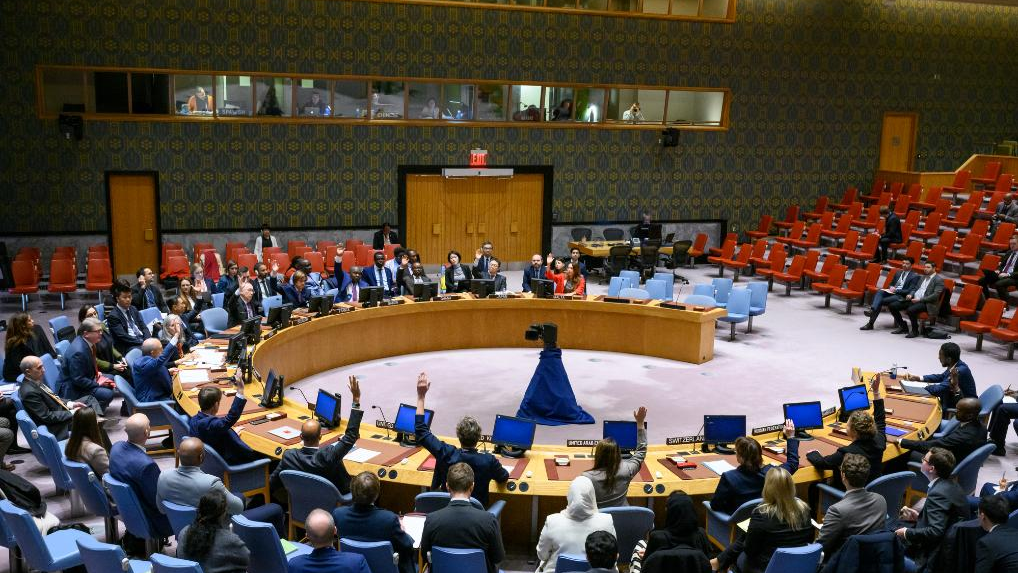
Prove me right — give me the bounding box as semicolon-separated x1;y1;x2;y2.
702;500;730;521
816;483;847;502
487;500;506;519
227;458;271;473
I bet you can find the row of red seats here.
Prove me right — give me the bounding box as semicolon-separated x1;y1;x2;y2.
9;245;112;310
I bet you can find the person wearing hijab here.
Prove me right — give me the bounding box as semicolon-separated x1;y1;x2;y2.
633;491;713;573
535;476;616;572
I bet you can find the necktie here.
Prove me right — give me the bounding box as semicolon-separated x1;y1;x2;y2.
123;308;141;338
379;267;388;291
1005;252;1017;275
145;288;155;308
245;303;253;319
40;382;71;410
90;344;99;378
351;284;358;301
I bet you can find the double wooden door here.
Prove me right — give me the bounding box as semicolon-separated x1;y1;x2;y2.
405;174;544;265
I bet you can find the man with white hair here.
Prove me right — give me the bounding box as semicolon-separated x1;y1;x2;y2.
60;317;116;411
18;355;96;440
133;322;179;403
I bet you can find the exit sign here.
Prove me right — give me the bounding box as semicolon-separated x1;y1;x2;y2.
469;149;488;167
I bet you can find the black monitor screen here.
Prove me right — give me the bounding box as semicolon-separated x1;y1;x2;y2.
318;296;333;316
413;282;437;300
530;278;555;299
263;369;277;400
241;316;261;344
359;286;383;305
394;403;434;434
838;384;870;414
470;279;494;298
783;401;824;431
703;415;746;445
308;296;324;313
603;420;638;451
314;389;342;427
278;304;293;328
226;333;246;363
492;415;537;450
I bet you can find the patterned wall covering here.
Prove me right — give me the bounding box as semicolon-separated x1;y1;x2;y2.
1;0;1016;234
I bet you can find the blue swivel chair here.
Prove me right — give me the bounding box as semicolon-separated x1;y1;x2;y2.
139;307;162;328
817;471;916;521
340;538;399;573
682;294;717;307
159;402;190;465
262;294;283;317
212;292;225;308
200;443;271;503
278;469;350;539
746;281;769;332
413;491;506;520
556;553;590;573
692;284;715;298
150;553;203;573
717;288;752;341
0;498;24;573
48;316;72;342
14;410;48;465
704;498;761;550
103;474;163;557
63;459;119;542
40;354;62;394
199;307;229;334
429;546;487;573
607;276;631;297
644;279;669;300
0;499;92;572
602;506;655;566
76;536;152;573
652;272;675;299
763;543;822;573
232;514;313;573
712;277;734;308
618;287;650;300
619;270;641;287
159;500;197;537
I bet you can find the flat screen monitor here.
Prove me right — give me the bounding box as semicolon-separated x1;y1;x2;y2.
470;279;494;299
648;224;663;242
530;278;555;299
226;333;246;363
412;282;438;301
241;316;261;344
314;389;342;428
603;420;639;451
394;403;434;435
259;368;282;408
703;415;746;454
492;415;537;451
359;286;383;307
838;384;870;414
308;295;325;314
316;295;333;317
783;401;824;440
263;369;277;401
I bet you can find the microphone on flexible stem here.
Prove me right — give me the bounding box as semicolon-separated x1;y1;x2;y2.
289;386;312;410
691;422;706;454
372;405;392;440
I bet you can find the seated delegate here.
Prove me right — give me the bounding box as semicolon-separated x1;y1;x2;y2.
710;420;798;514
583;407;648;508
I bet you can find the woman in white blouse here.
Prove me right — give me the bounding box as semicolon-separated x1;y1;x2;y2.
536;475;616;572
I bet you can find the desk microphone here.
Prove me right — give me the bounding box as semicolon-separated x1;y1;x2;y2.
690;422;705;454
372;405;392;440
289;386;312;410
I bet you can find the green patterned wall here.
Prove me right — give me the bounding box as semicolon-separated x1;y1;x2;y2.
1;0;1017;233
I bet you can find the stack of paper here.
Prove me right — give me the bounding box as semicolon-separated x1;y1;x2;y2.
401;515;426;548
703;460;737;476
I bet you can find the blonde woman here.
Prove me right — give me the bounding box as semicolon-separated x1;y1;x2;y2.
710;468;813;573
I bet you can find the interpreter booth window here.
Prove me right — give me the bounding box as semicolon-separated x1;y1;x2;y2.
579;0;609;10
296;79;331;118
574;88;606;123
130;73;171;115
475;84;508;121
42;69;85;116
671;0;699;16
255;77;291;117
666;90;725;126
642;0;669;14
513;0;542;6
608;0;637;12
408;82;443;119
701;0;730;18
215;75;253;117
545;0;576;8
332;80;369;119
510;85;543;122
87;71;129;114
174;75;216;116
608;88;665;124
443;84;475;120
545;87;575;121
370;81;406;119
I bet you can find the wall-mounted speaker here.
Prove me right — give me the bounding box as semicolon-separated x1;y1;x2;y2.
58;114;83;141
660;128;679;148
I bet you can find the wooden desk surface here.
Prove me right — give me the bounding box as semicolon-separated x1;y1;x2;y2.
173;298;941;499
568;241;674;257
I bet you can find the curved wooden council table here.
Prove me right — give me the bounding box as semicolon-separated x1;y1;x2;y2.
173;296;940;549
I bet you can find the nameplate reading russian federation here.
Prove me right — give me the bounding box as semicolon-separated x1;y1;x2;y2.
666;435;704;446
567;439;599;447
752;424;784;436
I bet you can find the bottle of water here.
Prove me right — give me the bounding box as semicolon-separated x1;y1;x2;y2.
890;363;898;380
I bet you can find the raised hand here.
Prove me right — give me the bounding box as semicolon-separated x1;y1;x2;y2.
633;406;647;425
782;419;796;439
416;372;430;398
348;375;361;403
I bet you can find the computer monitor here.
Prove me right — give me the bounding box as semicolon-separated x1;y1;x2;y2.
278;304;293;329
412;282;438;301
470;279;495;299
226;333;246;364
259;368;283;408
314;389;342;429
783;401;824;440
648;224;663;242
530;278;555;299
308;295;325;314
603;420;639;452
491;415;536;457
241;316;262;344
393;403;434;446
359;286;383;307
838;384;870;414
316;295;333;317
703;415;746;455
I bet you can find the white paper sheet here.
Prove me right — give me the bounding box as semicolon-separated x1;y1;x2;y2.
703;460;737;476
268;426;301;440
178;369;211;384
344;448;382;463
401;515;427;548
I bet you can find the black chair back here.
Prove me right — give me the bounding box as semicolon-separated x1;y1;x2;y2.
570;227;592;241
603;228;625;241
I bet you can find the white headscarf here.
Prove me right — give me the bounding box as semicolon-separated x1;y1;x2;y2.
562;475;598;521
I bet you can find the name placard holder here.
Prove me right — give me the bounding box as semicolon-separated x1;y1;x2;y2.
566;439;599;448
752;424;784;436
665;435;703;446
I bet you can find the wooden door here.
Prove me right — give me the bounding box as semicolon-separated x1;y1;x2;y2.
879;112;918;172
107;173;159;277
405;174;544;265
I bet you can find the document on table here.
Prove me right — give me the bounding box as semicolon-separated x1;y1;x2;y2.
401;514;427;548
268;426;301;440
345;447;382;463
899;380;930;395
192;349;225;366
703;460;737;476
178;369;211;384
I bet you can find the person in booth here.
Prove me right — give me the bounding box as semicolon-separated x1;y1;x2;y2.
521;254;547;293
372;222;399;249
709;420;798;514
187;86;214;113
413;373;509;507
806;375;886;491
363;251;397;297
898;342;977;416
253;223;277;263
444;250;473;293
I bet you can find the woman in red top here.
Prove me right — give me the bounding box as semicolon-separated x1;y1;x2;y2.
545;253;586;295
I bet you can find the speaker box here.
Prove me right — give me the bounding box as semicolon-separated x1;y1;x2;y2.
660;128;679;148
58;114;83;141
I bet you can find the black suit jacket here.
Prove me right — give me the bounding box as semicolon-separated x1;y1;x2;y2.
976;525;1018;573
18;379;73;440
444;264;473;293
106;304;152;354
905;478;969;570
421;500;505;573
807;399;887;489
472;256;494;279
900;421;987;468
250;275;281;305
334;503;416;573
887;270;920;297
521;265;547;292
372;230;399;250
269;408;362;496
131;283;168;313
883;212;902;243
227;296;261;328
402;272;431;296
717;506;815;573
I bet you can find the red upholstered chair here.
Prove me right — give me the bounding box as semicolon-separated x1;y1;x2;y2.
770;254;806;295
225;242;246;265
960;253;1001;285
982;223;1016;252
944;233;983;269
383;244;402;259
323;246;340;272
803;196;829;221
316;240;337;253
720;243;754;280
831;187;858;211
888;223;913;258
827;230;860;260
161;256;190;283
943;203;975;230
867;265;897;298
192;242;214;263
687;233;709;264
905;183;923;202
269;253;291;276
745;215;773;240
803;255;838;288
971;161;1002;189
860;262;883;303
85;258;113;305
912;187;943;212
926;245;948;272
888;241;924;269
707;240;737;267
746;239;771;269
287;240;307;255
932;230;958;253
354;244;375;267
821;213;854;242
262;246;283;259
788;222;823;253
340;250;355;273
11;259;40;311
708;233;739;257
977;191;1007;220
344;239;363;251
959;299;1006;351
851;205;882;232
754;244;787;277
860;180;886;204
988;312;1018;360
291;245;311;259
887;182;904;201
893;193;912;216
876;191;893;208
966;219;990;242
773;205;800;233
775;221;806;246
988;173;1013;193
949;284;982;328
828;265;871;313
47;258;77;310
943;170;972;202
304;251;325;275
237;253;259;277
844;234;880;266
812;264;847;297
910;212;943;242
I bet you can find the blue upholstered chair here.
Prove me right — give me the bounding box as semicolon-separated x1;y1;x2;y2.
619;269;641;287
413;491;506;520
717;288;752;341
139;307;162;328
607;276;631;297
746;281;769;332
340;538;399;573
0;499;92;572
199;307;229;334
817;470;916;521
652;272;675;299
429;546;487;573
76;536;152;573
703;497;761;550
682;294;717;307
232;514;312;573
278;469;351;539
212;292;225;309
15;410;48;465
618;287;650;300
692;284;715;298
63;459;119;542
555;553;589;573
40;353;62;394
644;279;669;300
103;474;163;557
48;316;72;342
159;500;197;537
150;553;203;573
762;543;822;573
200;442;271;503
601;506;655;566
159;402;190;464
712;277;734;308
262;294;283;317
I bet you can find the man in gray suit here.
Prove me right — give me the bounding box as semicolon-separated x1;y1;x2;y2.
156;437;285;537
889;261;944;338
818;454;888;561
895;447;969;572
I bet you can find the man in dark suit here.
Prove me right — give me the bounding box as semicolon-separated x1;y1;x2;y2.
895;447;969;572
109;413;173;537
521;254;547;293
876;206;901;263
287;509;371;573
60;318;116;411
227;282;260;328
334;471;416;573
480;258;508;293
421;463;505;573
978;236;1017;303
889;261;944;338
362;251;397;298
861;258;919;331
108;281;151;354
900;342;978;416
132;335;178;403
131;267;168;313
894;397;986;464
18;355;92;440
975;494;1018;573
472;241;495;279
988;386;1018;457
817;454;889;561
188;373;264;465
414;373;509;507
270;376;363;500
371;222;399;250
335;265;370;303
401;262;431;296
250;262;280;307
